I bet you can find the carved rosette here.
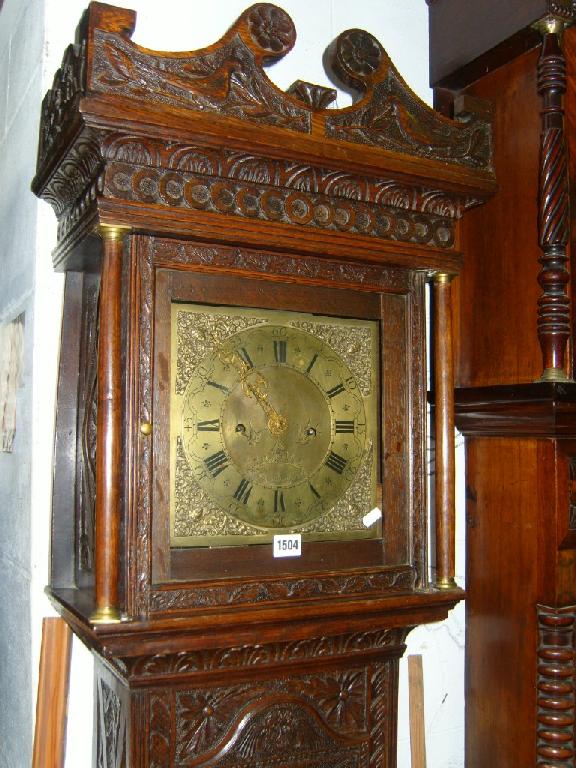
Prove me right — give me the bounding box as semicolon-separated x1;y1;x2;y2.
537;605;576;766
32;2;493;268
326;29;492;170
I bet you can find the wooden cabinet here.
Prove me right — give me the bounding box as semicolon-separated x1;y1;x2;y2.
33;3;493;764
428;2;576;765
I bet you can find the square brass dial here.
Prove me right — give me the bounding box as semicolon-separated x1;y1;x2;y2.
170;303;380;547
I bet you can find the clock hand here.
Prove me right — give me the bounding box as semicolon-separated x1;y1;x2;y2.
219;348;288;436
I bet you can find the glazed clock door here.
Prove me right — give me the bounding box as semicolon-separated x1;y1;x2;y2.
152;263;386;582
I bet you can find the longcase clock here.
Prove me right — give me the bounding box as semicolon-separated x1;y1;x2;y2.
32;2;495;765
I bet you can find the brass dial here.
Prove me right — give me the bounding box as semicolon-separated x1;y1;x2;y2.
170;303;379;547
180;323;367;530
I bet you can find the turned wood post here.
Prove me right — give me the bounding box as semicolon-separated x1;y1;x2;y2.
536;17;571;382
433;273;457;589
91;225;127;624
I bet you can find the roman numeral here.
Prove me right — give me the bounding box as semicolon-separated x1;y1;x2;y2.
204;450;229;477
207;380;230;395
326;383;345;399
238;347;253;368
325;451;347;475
197;419;220;432
305;353;318;374
309;483;321;500
335;420;354;434
233;478;252;504
274;340;287;363
274;489;286;514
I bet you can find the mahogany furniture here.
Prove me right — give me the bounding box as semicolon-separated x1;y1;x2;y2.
33;3;493;765
428;2;576;766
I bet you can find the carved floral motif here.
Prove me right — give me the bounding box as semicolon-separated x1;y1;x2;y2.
92;29;309;133
146;668;381;766
247;4;295;55
151;238;412;293
338;29;382;81
96;679;125;768
150;566;414;612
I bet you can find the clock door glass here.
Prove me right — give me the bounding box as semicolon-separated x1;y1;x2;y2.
170;304;379;547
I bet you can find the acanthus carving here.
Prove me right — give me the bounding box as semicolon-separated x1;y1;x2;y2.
537;605;576;766
38;39;86;167
127;627;408;681
91;24;309;133
150;567;415;612
326;29;492;170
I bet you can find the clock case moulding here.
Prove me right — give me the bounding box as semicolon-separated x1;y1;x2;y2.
32;3;495;766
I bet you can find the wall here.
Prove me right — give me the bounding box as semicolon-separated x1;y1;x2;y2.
0;1;465;766
0;0;45;765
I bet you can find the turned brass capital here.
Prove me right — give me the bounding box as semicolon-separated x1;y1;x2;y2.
533;14;569;37
97;224;131;242
432;271;456;285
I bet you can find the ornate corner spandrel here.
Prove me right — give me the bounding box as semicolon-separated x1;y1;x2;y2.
325;28;492;170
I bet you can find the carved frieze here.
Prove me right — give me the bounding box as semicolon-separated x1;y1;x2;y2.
126;627;408;682
151;238;413;292
33;1;494;257
149;567;415;612
91;26;310;133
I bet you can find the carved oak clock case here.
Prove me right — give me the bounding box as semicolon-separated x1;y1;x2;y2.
33;3;494;765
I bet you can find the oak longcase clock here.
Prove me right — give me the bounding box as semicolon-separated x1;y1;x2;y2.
32;2;494;765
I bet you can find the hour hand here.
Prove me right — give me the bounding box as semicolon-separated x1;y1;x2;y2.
221;349;288;436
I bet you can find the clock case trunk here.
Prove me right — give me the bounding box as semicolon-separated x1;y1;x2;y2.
34;2;495;765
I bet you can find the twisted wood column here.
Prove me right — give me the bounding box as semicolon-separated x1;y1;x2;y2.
537;606;576;767
91;225;128;624
536;17;571;382
433;273;457;589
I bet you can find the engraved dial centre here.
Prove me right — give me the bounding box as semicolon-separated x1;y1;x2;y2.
221;365;331;488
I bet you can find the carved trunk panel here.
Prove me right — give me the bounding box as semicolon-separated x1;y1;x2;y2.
95;638;403;768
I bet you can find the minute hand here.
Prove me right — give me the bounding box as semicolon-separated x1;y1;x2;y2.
221;350;288;436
